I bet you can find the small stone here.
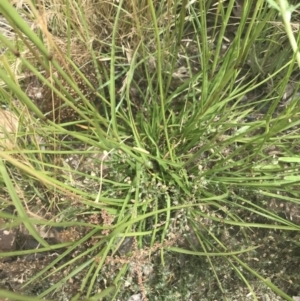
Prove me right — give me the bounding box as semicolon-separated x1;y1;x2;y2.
126;293;142;301
116;237;133;256
0;228;16;251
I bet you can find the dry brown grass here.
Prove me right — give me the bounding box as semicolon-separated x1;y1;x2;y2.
15;0;169;53
6;0;179;123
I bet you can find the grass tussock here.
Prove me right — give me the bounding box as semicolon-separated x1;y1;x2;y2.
0;0;300;301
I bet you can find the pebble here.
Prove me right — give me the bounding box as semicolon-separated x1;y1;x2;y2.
0;228;16;252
